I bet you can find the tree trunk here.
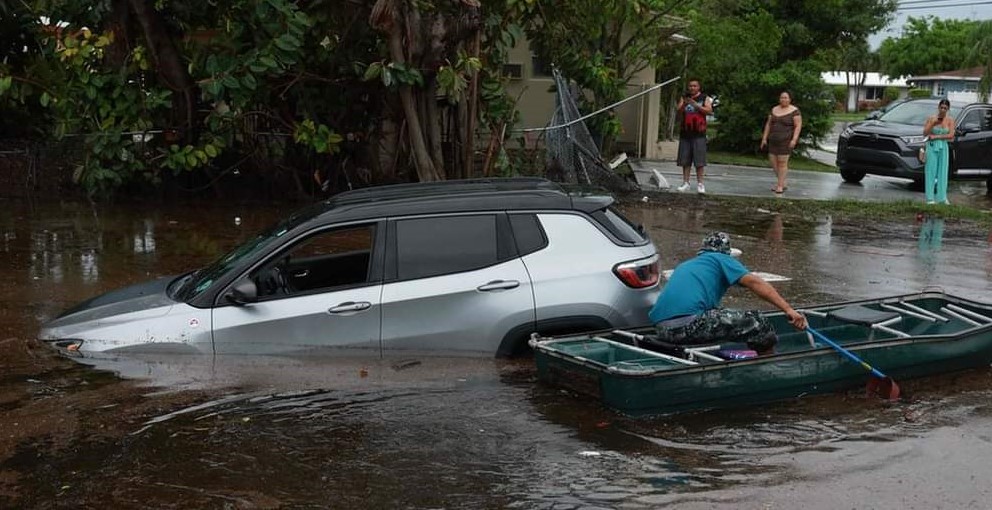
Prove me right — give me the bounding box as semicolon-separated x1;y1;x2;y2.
126;0;195;136
105;0;132;68
462;31;481;178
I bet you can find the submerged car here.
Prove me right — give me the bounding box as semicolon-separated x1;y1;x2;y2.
39;178;660;357
836;98;992;190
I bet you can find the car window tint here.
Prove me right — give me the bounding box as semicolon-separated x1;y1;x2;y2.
591;207;646;244
253;224;375;298
396;215;498;280
509;214;548;256
983;109;992;131
961;110;982;130
880;101;961;125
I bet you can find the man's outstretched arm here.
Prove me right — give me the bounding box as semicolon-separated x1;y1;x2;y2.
738;274;807;329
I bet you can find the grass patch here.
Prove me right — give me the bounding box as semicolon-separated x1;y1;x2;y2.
623;191;992;227
707;151;836;173
830;111;871;123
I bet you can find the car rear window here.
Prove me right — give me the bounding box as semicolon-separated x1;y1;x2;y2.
590;207;647;245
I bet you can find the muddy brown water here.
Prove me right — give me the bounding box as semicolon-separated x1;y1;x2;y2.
2;197;992;509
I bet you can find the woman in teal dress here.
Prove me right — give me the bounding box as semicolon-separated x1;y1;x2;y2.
922;99;955;205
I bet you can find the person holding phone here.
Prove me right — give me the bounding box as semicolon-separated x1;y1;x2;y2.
922;98;955;205
676;79;714;194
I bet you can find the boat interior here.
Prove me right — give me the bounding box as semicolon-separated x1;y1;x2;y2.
536;294;992;373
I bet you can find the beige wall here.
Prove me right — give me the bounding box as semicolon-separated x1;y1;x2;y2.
503;40;660;158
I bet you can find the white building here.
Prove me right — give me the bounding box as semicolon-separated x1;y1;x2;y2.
821;72;910;111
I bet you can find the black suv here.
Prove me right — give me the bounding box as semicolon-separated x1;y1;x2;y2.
837;98;992;190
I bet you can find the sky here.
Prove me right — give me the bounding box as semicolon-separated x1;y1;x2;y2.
869;0;992;48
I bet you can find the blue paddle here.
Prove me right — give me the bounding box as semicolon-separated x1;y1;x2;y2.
806;326;900;400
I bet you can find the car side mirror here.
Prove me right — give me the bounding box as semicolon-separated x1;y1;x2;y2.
225;279;258;306
957;123;981;135
865;110;881;120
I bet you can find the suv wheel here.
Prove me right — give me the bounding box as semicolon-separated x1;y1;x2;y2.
839;167;866;183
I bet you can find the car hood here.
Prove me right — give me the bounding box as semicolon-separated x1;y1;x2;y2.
45;276;180;329
849;120;923;137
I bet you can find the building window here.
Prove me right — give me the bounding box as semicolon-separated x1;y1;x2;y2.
865;87;883;100
936;82;945;96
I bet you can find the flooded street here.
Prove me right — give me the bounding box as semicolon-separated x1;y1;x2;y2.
3;196;992;508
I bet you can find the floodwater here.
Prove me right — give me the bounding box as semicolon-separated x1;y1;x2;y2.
2;197;992;509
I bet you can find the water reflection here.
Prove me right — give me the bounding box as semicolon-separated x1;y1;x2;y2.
916;214;945;277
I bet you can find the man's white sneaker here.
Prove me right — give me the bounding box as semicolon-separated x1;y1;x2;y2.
697;183;706;194
676;182;691;192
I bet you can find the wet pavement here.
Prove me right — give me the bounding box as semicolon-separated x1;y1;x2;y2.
2;196;992;508
630;159;992;209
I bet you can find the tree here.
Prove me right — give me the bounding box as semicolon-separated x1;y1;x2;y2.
879;17;978;79
967;20;992;102
684;0;896;152
524;0;688;154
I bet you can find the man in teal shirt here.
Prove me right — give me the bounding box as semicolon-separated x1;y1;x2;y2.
650;232;807;354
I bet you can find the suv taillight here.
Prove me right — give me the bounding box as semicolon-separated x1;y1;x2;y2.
613;255;659;288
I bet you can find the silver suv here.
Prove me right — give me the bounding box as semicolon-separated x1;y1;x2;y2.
39;178;660;357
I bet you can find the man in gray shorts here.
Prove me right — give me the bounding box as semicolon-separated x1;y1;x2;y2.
676;79;713;194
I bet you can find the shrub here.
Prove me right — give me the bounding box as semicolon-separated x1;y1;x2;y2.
883;86;901;103
909;88;931;98
832;84;847;105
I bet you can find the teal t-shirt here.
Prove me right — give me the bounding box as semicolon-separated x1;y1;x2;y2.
648;251;750;323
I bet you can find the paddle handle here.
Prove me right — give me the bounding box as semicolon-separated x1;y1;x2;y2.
806;327;889;380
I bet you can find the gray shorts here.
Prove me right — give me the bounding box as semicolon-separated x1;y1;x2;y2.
677;136;707;168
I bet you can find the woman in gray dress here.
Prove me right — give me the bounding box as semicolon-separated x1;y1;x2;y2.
760;91;802;194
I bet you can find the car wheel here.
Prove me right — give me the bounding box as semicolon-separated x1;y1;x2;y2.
839;167;866;183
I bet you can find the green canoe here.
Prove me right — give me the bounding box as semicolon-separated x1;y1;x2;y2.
529;291;992;416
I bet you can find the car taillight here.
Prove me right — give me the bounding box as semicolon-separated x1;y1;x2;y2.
613;255;660;288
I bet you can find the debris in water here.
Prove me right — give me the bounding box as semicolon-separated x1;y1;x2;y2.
391;359;422;371
578;451;602;457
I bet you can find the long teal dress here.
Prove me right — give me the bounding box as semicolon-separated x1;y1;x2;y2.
924;126;950;204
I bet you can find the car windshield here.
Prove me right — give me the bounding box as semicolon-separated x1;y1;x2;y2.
879;101;962;125
171;203;325;302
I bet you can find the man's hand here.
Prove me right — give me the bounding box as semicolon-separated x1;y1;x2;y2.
787;310;807;330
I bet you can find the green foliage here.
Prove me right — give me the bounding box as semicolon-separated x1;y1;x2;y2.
879;17;979;79
909;88;931;98
832;84;848;106
967;21;992;102
883;86;901;103
525;0;686;148
684;0;895;152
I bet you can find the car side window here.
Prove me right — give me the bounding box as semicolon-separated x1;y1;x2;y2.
394;215;502;280
252;224;375;298
983;109;992;131
960;110;982;131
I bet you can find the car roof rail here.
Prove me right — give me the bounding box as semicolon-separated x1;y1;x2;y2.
330;177;563;203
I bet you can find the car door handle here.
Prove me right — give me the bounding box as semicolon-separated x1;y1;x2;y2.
328;301;372;314
292;269;309;278
477;280;520;292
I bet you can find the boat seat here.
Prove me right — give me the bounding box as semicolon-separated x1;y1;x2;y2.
828;305;900;326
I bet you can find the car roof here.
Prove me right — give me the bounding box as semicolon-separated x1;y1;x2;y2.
903;98;981;107
310;177;614;224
